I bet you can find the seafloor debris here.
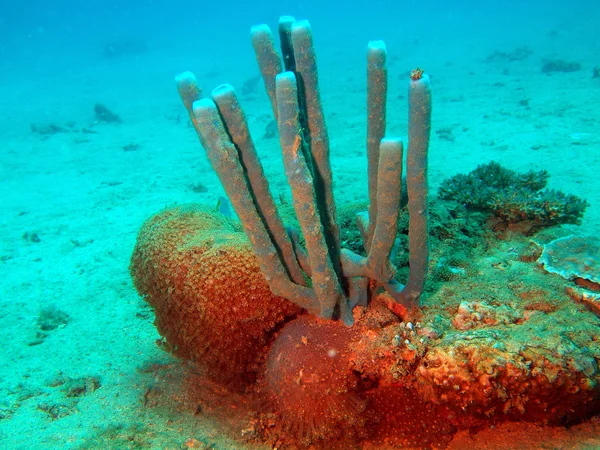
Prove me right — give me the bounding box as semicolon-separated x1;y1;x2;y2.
29;305;70;346
484;46;533;62
94;103;122;123
30;123;68;136
541;59;582;73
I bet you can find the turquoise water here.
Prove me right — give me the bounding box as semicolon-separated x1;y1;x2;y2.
1;1;599;448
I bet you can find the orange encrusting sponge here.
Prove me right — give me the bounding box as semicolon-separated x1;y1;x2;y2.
263;315;367;446
130;204;300;388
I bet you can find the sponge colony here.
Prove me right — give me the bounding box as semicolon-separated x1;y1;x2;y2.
130;204;300;387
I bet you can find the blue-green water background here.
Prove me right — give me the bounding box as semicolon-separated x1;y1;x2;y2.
1;0;599;448
2;0;599;80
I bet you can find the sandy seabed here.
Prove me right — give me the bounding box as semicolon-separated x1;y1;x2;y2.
0;21;599;449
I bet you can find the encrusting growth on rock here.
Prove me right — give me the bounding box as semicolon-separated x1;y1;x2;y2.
130;205;300;388
129;15;600;450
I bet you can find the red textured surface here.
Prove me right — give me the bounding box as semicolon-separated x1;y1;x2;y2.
263;315;366;445
130;205;300;388
415;339;600;423
130;205;600;448
363;385;468;449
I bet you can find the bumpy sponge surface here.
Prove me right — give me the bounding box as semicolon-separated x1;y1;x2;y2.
130;204;300;387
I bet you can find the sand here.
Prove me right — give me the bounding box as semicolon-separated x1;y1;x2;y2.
0;14;598;450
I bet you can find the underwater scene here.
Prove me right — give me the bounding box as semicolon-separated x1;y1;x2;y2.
1;0;600;449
